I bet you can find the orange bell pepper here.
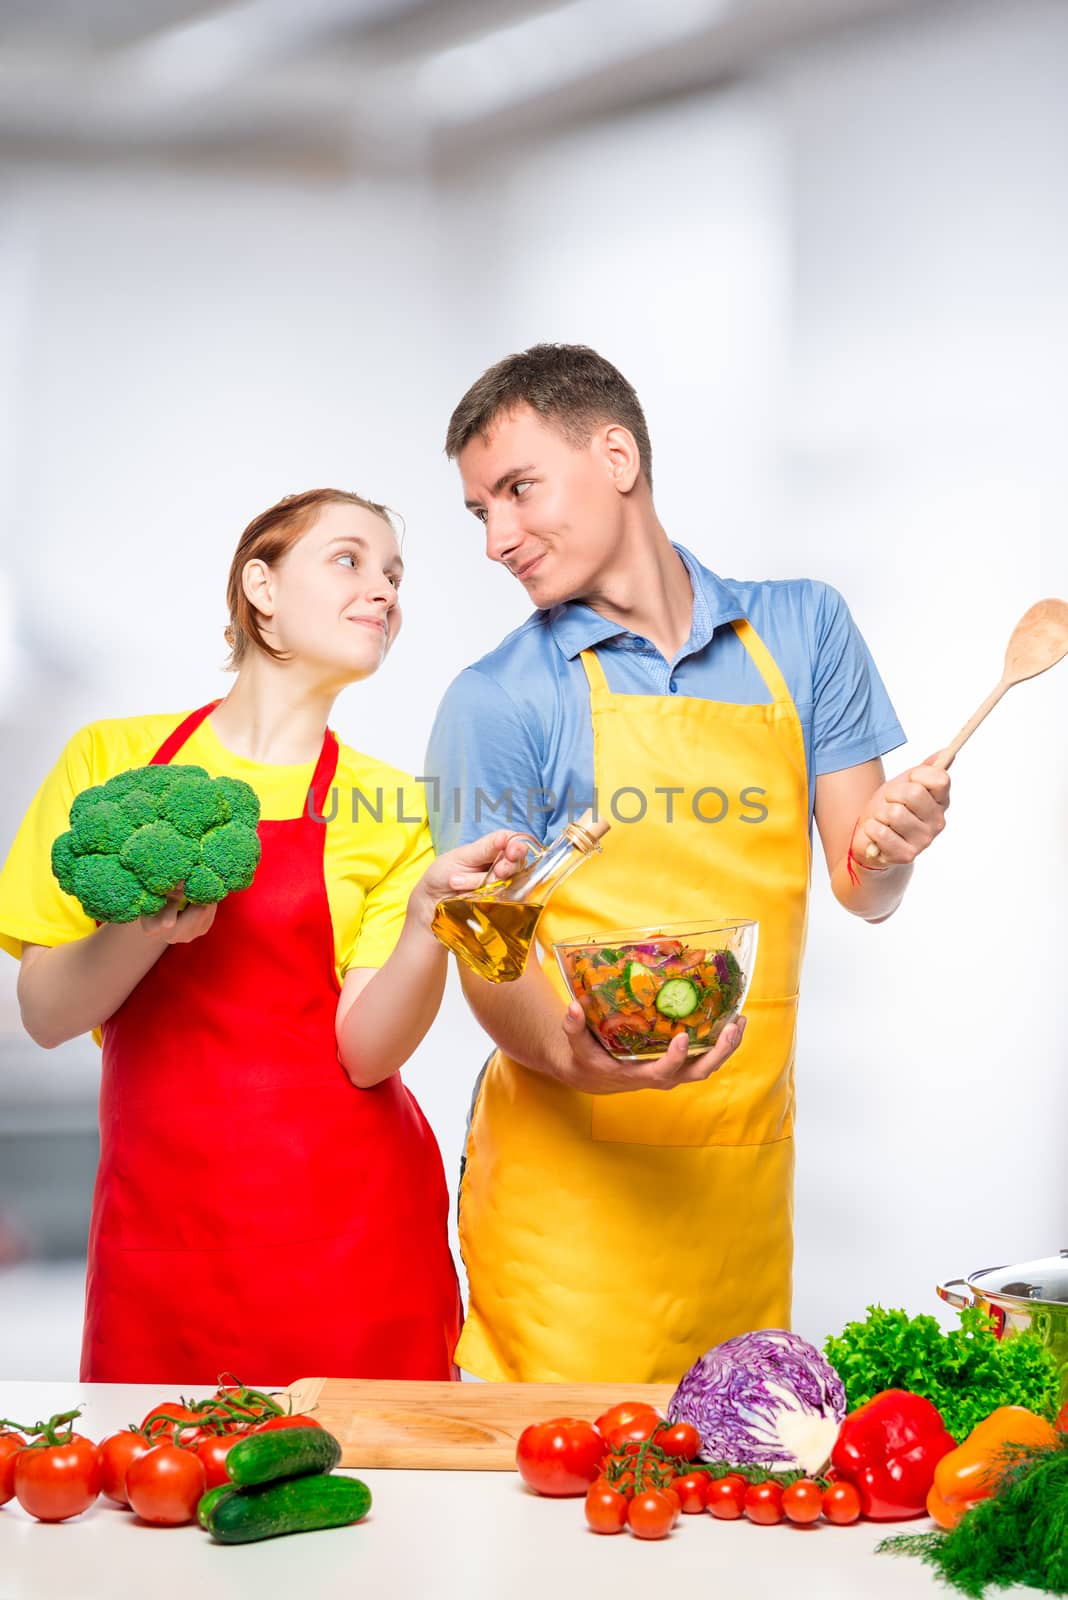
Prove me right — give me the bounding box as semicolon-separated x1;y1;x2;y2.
926;1405;1061;1529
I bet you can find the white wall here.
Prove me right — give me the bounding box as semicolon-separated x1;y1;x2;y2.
2;0;1067;1370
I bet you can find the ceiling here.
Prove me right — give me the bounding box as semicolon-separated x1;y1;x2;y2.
0;0;952;173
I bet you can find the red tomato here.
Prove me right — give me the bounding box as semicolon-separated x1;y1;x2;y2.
98;1430;152;1505
822;1481;862;1526
744;1481;784;1525
584;1483;628;1534
627;1490;676;1540
196;1434;242;1489
141;1402;205;1447
674;1471;709;1513
594;1401;661;1438
253;1414;323;1432
605;1416;662;1450
1;1431;26;1506
706;1476;746;1520
782;1479;824;1525
515;1418;606;1497
654;1422;701;1460
126;1445;206;1526
14;1438;101;1523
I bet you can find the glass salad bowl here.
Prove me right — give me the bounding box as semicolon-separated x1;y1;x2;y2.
554;920;758;1062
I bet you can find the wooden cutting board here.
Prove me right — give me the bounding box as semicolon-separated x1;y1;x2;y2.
282;1378;675;1470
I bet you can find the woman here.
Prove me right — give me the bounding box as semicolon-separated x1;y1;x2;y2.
0;488;523;1384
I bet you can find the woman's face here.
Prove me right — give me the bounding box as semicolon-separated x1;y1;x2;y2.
249;501;403;684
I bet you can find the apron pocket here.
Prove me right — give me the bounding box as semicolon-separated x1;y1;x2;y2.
590;993;798;1149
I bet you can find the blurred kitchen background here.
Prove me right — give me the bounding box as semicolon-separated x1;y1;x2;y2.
1;0;1066;1377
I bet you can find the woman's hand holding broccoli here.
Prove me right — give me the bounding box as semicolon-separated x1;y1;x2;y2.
138;884;218;945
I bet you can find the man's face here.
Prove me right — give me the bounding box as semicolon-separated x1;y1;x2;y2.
459;405;627;608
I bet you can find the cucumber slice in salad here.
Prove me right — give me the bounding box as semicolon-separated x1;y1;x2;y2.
655;977;700;1019
623;960;657;1007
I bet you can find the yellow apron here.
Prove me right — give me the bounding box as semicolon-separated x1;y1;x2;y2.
455;620;811;1383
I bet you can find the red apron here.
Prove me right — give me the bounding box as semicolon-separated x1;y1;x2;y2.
80;702;462;1384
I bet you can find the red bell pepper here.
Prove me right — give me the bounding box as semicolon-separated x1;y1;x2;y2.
830;1389;956;1520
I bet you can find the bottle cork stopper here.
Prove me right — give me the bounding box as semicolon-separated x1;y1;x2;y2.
574;807;611;841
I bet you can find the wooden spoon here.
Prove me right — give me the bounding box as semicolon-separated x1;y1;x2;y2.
865;598;1068;861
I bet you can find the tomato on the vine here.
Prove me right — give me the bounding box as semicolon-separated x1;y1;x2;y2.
654;1422;701;1461
98;1430;152;1505
141;1402;204;1447
515;1418;606;1497
126;1445;206;1525
706;1476;746;1519
196;1434;241;1489
822;1480;862;1525
14;1437;100;1523
744;1481;784;1525
627;1489;676;1540
584;1483;628;1534
0;1431;25;1506
594;1401;660;1441
604;1416;661;1450
674;1471;709;1513
782;1479;824;1525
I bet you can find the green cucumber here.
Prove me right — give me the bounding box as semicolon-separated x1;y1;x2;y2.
226;1426;341;1487
623;960;655;1005
198;1483;239;1530
204;1473;372;1544
655;977;700;1018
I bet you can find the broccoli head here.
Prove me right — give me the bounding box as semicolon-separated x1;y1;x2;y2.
52;763;262;922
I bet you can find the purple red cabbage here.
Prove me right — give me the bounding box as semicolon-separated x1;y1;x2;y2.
667;1329;847;1474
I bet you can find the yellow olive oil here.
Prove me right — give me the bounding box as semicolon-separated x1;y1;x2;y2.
430;897;544;983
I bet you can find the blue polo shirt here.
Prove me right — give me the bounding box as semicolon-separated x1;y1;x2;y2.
425;545;905;852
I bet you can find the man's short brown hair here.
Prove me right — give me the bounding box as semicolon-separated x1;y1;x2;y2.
445;343;653;490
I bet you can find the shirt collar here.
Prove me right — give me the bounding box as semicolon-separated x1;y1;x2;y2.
546;543;747;661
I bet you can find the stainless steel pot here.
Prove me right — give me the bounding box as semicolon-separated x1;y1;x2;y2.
938;1249;1068;1405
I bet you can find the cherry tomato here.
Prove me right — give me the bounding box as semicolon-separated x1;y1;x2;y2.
782;1478;824;1525
744;1481;784;1525
627;1489;676;1540
594;1401;661;1439
661;1485;681;1521
196;1433;242;1488
585;1483;628;1534
822;1480;862;1526
126;1445;206;1526
515;1418;606;1497
98;1430;152;1505
14;1437;101;1522
706;1476;746;1519
253;1414;323;1432
141;1402;205;1448
654;1422;701;1461
1;1431;26;1506
674;1471;710;1513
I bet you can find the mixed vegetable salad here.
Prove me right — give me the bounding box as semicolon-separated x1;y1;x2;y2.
558;935;748;1059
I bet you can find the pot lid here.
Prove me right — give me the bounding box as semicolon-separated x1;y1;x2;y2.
969;1249;1068;1303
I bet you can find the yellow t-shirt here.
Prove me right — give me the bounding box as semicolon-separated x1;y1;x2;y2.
0;710;435;997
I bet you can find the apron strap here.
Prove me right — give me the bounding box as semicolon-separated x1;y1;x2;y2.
151;702;221;765
578;649;609;693
308;730;341;816
731;619;792;704
582;624;793;707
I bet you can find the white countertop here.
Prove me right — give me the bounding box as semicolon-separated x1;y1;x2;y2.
0;1381;1038;1600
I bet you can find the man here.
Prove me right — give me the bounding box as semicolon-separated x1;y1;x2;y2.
425;343;948;1383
